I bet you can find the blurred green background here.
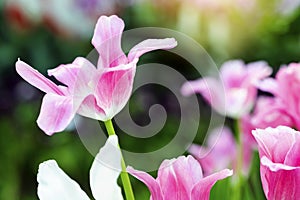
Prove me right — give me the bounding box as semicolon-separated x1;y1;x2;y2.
0;0;300;199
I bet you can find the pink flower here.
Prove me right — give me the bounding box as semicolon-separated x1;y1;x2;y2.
252;126;300;199
251;97;293;129
181;60;272;118
189;126;252;176
258;63;300;129
241;96;293;150
127;155;233;200
16;15;177;135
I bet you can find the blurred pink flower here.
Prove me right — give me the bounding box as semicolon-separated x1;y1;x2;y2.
250;97;293;129
182;60;272;118
189;126;252;176
258;63;300;129
127;155;232;200
16;15;177;135
252;126;300;200
241;96;293;149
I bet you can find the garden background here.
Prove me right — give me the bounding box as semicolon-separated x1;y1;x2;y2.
0;0;300;199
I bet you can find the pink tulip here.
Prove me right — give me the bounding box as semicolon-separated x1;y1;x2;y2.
258;63;300;129
245;97;293;131
252;126;300;200
181;60;272;118
189;126;252;176
16;15;177;135
127;155;233;200
241;96;293;149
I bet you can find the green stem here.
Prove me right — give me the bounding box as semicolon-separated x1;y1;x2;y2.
233;119;244;200
104;120;135;200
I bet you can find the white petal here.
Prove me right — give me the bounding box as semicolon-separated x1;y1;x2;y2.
37;160;89;200
90;135;123;200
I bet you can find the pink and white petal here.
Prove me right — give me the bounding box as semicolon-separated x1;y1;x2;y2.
90;135;123;200
188;145;215;175
47;64;80;91
261;156;300;172
15;59;63;95
205;127;237;173
37;160;90;200
246;61;272;82
171;156;203;199
37;93;76;135
95;61;137;119
77;95;107;121
181;78;226;115
252;126;295;163
256;78;279;96
127;167;163;200
128;38;177;62
156;159;179;199
48;57;97;97
226;87;252;117
191;169;233;200
285;133;300;166
91;15;127;68
220;60;246;87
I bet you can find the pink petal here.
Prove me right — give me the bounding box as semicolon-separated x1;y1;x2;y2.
189;127;236;176
49;57;97;95
256;78;279;96
226;87;253;117
191;169;233;200
48;63;80;91
127;166;163;200
156;159;179;199
37;93;76;135
171;156;203;199
220;60;246;88
261;156;300;172
260;163;300;200
250;97;293;130
284;133;300;167
77;95;107;121
246;61;272;83
252;126;295;164
91;15;127;68
181;78;226;115
189;144;215;175
15;59;63;95
94;60;137;120
128;38;177;62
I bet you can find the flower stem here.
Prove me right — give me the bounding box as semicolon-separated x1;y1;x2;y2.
233;119;244;200
104;119;135;200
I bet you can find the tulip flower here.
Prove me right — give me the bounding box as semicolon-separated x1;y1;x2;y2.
16;15;177;135
189;126;252;176
258;63;300;129
181;60;272;118
249;97;293;130
127;155;233;200
37;135;123;200
241;96;294;151
252;126;300;199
